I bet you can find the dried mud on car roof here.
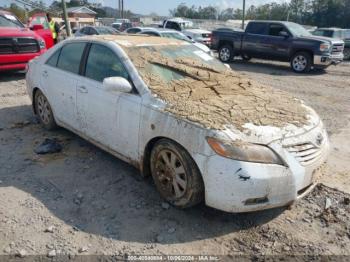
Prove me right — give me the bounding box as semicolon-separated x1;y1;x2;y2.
125;46;309;131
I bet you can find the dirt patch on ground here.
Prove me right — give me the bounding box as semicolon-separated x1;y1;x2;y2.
125;46;308;130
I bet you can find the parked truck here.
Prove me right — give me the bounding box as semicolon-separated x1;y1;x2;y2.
312;28;350;60
211;20;344;73
0;10;51;71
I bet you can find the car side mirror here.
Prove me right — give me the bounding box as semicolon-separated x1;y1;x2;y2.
279;31;289;38
31;24;44;31
103;77;132;93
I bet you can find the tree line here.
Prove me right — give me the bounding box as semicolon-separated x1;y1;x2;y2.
170;0;350;28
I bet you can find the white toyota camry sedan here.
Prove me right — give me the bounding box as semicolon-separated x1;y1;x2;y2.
26;35;329;213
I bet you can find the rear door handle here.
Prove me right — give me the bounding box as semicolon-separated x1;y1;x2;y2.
78;85;88;93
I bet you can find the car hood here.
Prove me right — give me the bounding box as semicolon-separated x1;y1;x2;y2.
298;35;344;45
215;105;321;145
0;27;39;38
125;44;320;145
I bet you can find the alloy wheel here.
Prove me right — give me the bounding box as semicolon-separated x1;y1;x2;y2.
220;47;231;62
37;94;51;125
292;55;307;72
153;149;187;199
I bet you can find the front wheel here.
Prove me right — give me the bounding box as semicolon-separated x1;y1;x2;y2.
290;52;312;73
150;139;204;208
218;44;233;63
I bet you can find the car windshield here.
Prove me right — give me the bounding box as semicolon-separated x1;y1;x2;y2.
126;44;226;84
96;27;118;35
287;22;311;37
161;32;190;42
0;14;24;28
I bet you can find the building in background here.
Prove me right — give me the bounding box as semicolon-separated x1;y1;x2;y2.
53;6;96;30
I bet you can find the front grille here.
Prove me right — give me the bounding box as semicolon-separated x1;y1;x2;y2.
0;37;39;54
331;43;344;54
285;141;325;167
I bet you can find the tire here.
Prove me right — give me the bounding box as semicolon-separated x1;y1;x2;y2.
34;89;57;130
290;52;312;73
344;48;350;60
241;53;251;61
150;139;204;208
218;44;233;63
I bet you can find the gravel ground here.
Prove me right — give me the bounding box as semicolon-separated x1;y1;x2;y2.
0;60;349;260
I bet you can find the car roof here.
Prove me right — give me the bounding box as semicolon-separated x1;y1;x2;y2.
316;27;343;31
249;20;298;25
74;34;187;47
142;28;179;33
183;28;211;34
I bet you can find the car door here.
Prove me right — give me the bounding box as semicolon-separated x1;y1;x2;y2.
241;22;269;58
263;23;292;60
76;43;142;160
40;42;86;129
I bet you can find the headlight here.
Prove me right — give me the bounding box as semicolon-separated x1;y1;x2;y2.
38;39;46;49
206;137;284;165
320;43;330;52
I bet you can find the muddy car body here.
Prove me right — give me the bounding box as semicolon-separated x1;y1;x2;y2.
26;35;329;213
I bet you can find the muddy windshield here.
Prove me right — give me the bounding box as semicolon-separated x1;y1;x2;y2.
125;43;308;130
129;44;226;83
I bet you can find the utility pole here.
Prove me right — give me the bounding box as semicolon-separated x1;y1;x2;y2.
121;0;124;19
242;0;246;29
61;0;71;37
118;0;121;18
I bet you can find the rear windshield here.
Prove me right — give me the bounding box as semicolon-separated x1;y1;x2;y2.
161;32;190;42
96;27;119;35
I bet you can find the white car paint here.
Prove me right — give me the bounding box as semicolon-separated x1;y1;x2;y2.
183;28;212;46
26;36;329;213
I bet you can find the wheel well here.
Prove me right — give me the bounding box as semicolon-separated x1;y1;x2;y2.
218;40;233;50
141;136;202;179
32;87;39;114
291;49;314;62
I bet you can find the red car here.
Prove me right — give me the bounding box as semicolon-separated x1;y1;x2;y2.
0;10;50;71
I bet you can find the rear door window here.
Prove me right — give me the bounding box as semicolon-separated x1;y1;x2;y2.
246;23;267;35
46;49;61;67
57;42;86;74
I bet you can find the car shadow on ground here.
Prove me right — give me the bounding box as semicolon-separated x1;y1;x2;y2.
0;105;286;244
0;71;26;82
229;59;328;77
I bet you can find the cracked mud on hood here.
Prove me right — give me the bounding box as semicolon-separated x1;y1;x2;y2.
125;45;309;131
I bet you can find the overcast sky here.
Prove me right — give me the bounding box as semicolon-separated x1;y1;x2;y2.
2;0;289;15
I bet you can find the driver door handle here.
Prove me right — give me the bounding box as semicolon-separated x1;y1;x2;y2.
78;85;88;93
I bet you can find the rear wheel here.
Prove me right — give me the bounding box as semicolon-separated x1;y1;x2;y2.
290;52;312;73
34;90;57;130
150;139;204;208
219;44;233;63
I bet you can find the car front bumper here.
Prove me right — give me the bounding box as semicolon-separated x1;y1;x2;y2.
198;127;329;213
314;53;344;67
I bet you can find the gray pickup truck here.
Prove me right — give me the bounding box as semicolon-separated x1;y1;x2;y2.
211;21;344;73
